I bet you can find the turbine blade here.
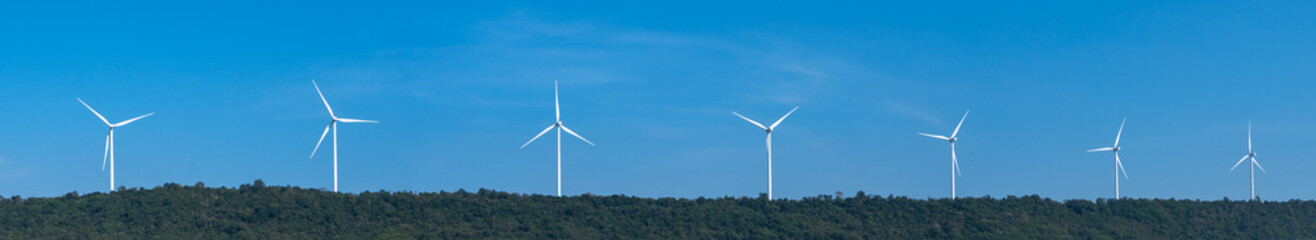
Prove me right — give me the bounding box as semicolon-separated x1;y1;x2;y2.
1253;157;1265;173
521;124;556;148
1116;153;1129;179
102;131;111;171
77;98;112;126
953;159;961;176
1248;122;1253;153
732;112;768;130
952;143;961;176
336;118;379;123
312;80;336;119
768;106;799;130
310;123;331;158
919;133;951;141
112;112;154;127
1114;117;1126;147
560;124;595;146
554;80;560;122
1230;154;1249;171
951;110;970;138
1087;147;1114;152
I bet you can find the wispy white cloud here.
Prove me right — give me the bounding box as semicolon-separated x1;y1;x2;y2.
883;101;948;127
475;11;739;50
280;11;932;122
0;156;34;181
771;63;828;79
0;170;34;180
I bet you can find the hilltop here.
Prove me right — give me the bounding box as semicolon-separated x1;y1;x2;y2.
0;180;1311;239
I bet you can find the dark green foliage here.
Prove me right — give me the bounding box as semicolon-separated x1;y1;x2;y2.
0;180;1312;239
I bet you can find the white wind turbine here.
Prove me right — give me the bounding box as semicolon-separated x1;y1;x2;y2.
732;106;798;200
521;80;595;197
918;110;969;199
1087;118;1129;199
308;80;378;193
1230;122;1265;200
77;98;153;191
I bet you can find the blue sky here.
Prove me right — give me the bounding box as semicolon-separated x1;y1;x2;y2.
2;1;1315;200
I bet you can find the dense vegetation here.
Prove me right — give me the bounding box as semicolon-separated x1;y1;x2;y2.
0;180;1311;239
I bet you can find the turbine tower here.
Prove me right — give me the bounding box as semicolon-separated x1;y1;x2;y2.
77;98;153;191
1230;122;1265;200
918;110;969;199
732;106;798;199
522;80;595;197
309;80;378;193
1087;118;1129;199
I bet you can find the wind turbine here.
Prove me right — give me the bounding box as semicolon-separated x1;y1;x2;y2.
1230;122;1265;200
918;110;969;199
521;80;595;197
732;106;798;200
77;98;153;191
1087;118;1129;199
308;80;378;193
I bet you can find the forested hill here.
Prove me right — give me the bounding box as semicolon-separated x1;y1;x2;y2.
0;181;1312;239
